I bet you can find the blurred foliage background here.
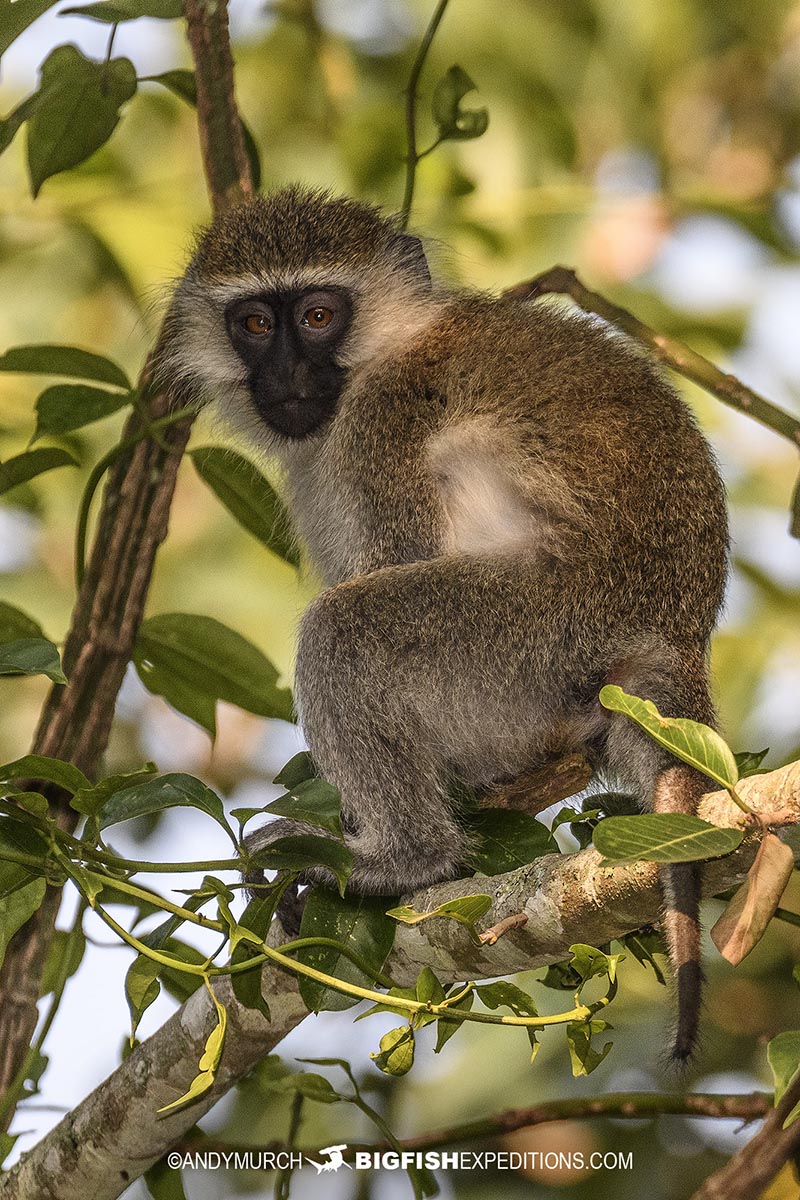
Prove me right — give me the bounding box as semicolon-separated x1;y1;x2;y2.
2;1;800;1197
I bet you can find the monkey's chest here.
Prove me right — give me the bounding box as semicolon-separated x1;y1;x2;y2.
289;435;445;583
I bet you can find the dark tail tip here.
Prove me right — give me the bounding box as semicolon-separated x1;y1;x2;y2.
671;959;704;1064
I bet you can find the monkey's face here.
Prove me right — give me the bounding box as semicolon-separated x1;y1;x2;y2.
225;287;353;439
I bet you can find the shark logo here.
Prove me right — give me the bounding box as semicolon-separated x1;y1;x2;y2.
305;1144;351;1174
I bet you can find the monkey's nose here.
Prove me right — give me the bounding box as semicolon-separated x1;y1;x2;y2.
291;362;314;400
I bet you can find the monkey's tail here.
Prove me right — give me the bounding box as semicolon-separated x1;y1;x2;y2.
660;859;704;1063
650;764;707;1063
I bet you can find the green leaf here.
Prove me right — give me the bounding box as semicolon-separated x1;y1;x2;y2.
769;1030;800;1127
476;981;538;1017
230;888;291;1019
280;1071;342;1104
144;1157;188;1200
0;602;44;644
386;894;492;932
134;899;208;1003
0;815;49;899
0;94;39;157
618;929;667;986
599;685;740;790
9;791;48;819
0;0;60;59
125;955;161;1041
98;773;237;847
566;1019;613;1077
435;987;474;1052
593;813;744;864
568;944;624;985
0;859;38;902
158;981;227;1114
0;449;78;495
62;0;182;20
251;833;353;897
263;778;343;838
41;926;86;994
0;878;46;971
432;65;489;143
411;966;446;1029
0;754;89;794
145;68;197;104
65;859;104;904
133;613;293;738
468;808;557;874
274;752;317;788
356;984;416;1023
70;763;158;815
0;344;130;389
0;1132;18;1171
370;1025;415;1076
296;890;395;1012
735;748;770;777
156;939;206;1004
26;46;137;196
33;383;130;440
190;446;299;568
0;638;67;683
540;958;583;991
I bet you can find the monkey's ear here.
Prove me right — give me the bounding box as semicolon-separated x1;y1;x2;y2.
396;233;432;290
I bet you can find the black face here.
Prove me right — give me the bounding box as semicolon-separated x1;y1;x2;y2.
225;287;353;439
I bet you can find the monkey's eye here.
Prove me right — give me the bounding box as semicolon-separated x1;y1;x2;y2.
302;306;334;329
243;313;272;336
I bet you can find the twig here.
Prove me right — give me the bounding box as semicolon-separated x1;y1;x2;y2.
399;0;451;229
508;266;800;450
690;1073;800;1199
480;752;592;815
478;912;528;945
171;1090;771;1161
325;1090;772;1158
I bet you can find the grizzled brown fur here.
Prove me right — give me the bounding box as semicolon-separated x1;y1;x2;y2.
162;188;729;1060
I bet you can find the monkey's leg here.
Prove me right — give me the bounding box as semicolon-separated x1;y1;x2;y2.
603;641;715;1062
274;556;592;896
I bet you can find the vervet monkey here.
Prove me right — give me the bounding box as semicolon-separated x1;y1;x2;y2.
159;187;728;1060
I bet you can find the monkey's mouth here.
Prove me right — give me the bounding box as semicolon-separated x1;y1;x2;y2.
257;395;332;440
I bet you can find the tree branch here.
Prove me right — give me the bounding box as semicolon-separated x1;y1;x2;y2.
507;267;800;452
172;1089;771;1160
480;752;592;815
690;1068;800;1199
0;0;252;1131
183;0;254;214
2;761;797;1200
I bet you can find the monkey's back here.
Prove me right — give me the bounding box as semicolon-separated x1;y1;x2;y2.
396;296;728;645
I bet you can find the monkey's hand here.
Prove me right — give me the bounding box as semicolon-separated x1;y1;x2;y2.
242;818;342;894
243;814;458;900
242;818;344;938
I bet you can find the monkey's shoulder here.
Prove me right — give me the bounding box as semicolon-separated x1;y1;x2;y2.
361;295;673;411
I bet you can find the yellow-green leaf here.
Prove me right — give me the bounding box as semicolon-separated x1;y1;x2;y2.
386;894;492;930
370;1025;415;1076
599;685;739;789
158;980;226;1114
